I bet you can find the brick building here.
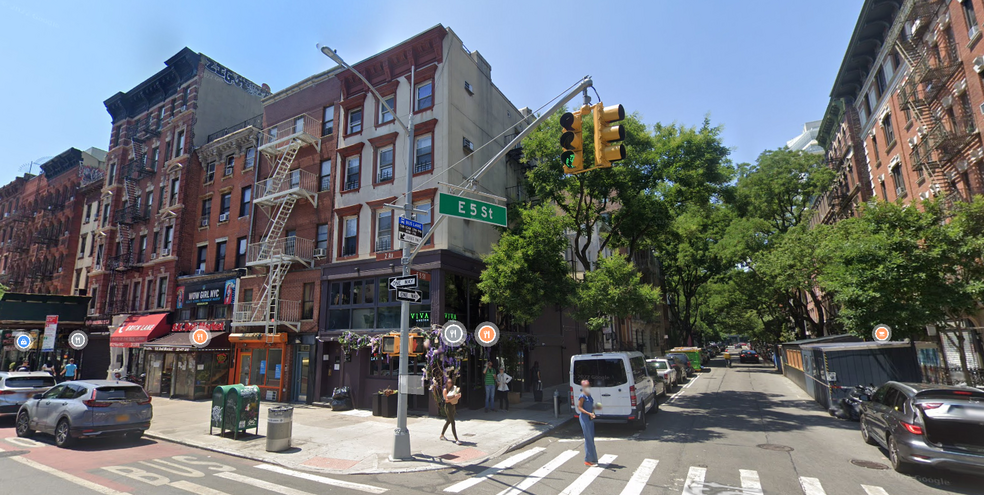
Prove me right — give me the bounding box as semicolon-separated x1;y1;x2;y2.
0;175;34;290
87;47;269;389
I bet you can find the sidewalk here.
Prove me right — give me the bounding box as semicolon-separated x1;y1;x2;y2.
144;385;572;474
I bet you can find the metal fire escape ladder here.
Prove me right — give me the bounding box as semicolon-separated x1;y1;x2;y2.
108;141;144;314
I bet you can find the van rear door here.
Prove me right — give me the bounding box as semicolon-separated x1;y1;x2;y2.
572;357;631;417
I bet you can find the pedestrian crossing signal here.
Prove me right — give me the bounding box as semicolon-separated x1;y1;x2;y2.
560;106;590;175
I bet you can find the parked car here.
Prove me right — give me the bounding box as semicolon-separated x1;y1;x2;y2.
16;380;152;448
667;352;696;377
663;356;687;383
570;352;658;430
644;361;668;397
860;382;984;474
669;347;704;371
0;372;57;415
647;358;678;391
739;350;761;364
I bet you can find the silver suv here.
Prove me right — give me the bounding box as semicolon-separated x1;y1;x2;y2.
16;380;152;448
0;372;56;414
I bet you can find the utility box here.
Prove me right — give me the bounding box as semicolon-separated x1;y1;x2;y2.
210;384;241;436
801;341;921;410
226;385;261;439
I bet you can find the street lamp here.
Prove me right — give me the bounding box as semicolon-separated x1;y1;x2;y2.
318;43;418;461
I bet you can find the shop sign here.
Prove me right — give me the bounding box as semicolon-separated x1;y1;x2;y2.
171;321;227;333
176;278;236;308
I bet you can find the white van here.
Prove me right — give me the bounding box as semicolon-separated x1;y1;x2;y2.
569;352;658;429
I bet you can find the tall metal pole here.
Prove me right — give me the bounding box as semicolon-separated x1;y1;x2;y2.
392;65;415;460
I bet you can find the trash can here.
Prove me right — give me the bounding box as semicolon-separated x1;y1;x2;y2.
266;405;293;452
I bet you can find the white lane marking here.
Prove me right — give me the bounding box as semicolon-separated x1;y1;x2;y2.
618;458;658;495
799;477;826;495
170;480;232;495
9;455;127;495
215;471;314;495
497;449;580;495
558;434;638;443
862;486;890;495
668;375;702;403
740;469;763;495
559;454;617;495
682;466;706;495
255;463;388;494
443;447;545;493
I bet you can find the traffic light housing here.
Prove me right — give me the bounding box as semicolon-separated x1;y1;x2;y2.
593;103;626;168
560;106;589;174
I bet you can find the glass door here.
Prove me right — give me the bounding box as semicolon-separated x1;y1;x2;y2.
238;352;251;385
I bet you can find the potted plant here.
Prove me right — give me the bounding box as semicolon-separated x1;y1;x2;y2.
380;387;398;418
372;390;384;417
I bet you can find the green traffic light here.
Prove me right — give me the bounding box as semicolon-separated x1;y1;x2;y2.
562;151;575;169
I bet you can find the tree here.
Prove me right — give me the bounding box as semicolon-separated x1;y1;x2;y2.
734;148;835;234
478;205;573;326
574;254;661;332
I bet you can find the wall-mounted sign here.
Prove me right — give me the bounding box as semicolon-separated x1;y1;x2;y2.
177;278;236;308
172;321;227;333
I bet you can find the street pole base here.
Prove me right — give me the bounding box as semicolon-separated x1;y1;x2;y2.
389;427;412;461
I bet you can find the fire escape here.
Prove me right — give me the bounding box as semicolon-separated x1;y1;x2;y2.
232;114;320;334
107;116;158;314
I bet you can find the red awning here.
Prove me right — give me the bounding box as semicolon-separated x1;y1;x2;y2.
110;313;170;348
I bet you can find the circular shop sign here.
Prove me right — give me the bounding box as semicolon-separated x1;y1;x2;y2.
68;330;89;350
190;328;212;348
441;320;467;347
14;333;33;351
873;324;892;342
475;321;500;347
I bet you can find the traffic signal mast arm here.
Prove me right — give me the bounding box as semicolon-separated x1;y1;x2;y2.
409;76;596;259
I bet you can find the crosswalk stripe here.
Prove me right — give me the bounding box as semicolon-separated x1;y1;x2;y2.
170;480;232;495
497;449;580;495
559;454;617;495
682;466;706;495
740;469;763;495
799;477;826;495
215;471;313;495
618;458;658;495
443;447;545;493
255;463;388;493
862;486;890;495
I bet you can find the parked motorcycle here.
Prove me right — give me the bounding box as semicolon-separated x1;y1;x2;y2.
828;384;875;421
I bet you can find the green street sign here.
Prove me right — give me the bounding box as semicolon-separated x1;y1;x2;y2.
438;193;507;227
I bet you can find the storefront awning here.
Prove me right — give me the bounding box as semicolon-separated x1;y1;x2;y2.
142;331;230;352
110;313;170;348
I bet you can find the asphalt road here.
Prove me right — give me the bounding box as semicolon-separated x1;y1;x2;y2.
1;351;982;494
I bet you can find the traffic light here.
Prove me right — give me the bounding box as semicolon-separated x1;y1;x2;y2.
592;103;626;168
560;106;589;174
382;332;426;356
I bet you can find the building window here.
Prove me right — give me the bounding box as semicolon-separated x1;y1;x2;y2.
348;108;362;134
316;223;329;251
240;186;251;217
964;0;979;35
243;288;253;303
414;200;432;242
196;305;209;320
151;146;160;170
175;131;185;158
107;163;117;185
342;216;358;257
236;236;247;268
152;231;159;255
224;155;235;177
201;198;212;226
344;156;360;191
163;225;174;252
157;277;168;308
215;240;227;272
891;165;907;198
376;210;392;252
327;277;431;331
414;135;433;173
145;192;153;216
302;283;315;320
102;203;111;227
322;105;334;136
244;147;256;170
416;81;433;111
377;146;394;182
875;68;887;98
220;193;231;216
319;160;332;192
379;95;395;124
138;235;146;263
871;135;879;161
170;177;180;206
84;203;93;224
197;246;207;272
204;161;216;184
78;235;87;258
882;114;896;145
96;244;104;267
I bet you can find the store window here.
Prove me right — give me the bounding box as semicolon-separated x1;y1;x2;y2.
327;276;429;331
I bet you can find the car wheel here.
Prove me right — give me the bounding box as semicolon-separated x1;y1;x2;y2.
860;415;877;445
55;419;74;448
887;435;913;474
15;411;34;438
124;431;144;443
635;407;648;430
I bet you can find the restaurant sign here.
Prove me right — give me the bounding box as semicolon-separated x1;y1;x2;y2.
176;278;236;308
171;320;228;333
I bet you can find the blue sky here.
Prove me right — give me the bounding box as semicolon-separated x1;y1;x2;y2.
0;0;861;184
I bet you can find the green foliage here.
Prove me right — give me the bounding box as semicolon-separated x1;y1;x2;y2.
574;254;661;331
478;204;573;325
735;148;835;233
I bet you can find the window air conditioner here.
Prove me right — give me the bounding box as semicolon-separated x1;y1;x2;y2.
313;248;327;259
201;218;209;227
878;174;885;183
975;56;984;74
463;137;474;152
150;253;158;260
161;248;171;257
219;212;229;222
194;269;206;275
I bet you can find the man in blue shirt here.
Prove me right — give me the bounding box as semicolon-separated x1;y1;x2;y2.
61;358;78;381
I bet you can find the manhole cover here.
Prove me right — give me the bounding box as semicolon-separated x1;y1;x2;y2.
757;444;794;452
0;450;29;458
851;459;889;470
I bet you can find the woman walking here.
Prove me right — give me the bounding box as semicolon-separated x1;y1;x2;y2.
440;378;462;445
577;379;598;466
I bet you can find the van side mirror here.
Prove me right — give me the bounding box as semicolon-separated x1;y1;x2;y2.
32;393;42;400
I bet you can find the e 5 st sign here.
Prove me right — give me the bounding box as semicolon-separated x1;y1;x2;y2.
438;193;507;227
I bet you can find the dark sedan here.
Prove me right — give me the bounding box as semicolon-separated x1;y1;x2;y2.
738;350;760;363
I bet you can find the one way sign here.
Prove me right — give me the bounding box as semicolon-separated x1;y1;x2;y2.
396;289;422;303
389;275;418;290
